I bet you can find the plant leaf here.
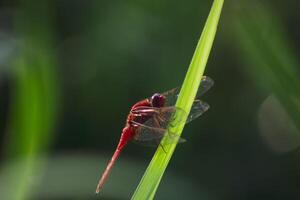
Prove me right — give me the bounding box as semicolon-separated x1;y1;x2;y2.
131;0;224;199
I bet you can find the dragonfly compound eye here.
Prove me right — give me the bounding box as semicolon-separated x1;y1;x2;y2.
151;93;166;107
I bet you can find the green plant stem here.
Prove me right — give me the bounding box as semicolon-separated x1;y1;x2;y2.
131;0;224;199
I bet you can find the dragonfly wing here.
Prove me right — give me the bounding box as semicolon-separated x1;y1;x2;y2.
131;106;187;129
131;99;208;128
155;101;210;125
131;100;208;145
160;76;214;106
131;117;186;144
140;99;209;126
197;76;214;97
187;99;210;123
160;87;180;107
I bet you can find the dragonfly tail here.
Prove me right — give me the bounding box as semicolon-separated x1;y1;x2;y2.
95;148;122;194
95;127;133;194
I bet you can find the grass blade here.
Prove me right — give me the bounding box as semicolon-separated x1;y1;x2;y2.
131;0;224;199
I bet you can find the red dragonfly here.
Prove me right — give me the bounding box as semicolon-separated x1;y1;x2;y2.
95;76;214;194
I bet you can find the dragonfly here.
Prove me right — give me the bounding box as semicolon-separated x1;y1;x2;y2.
95;76;214;194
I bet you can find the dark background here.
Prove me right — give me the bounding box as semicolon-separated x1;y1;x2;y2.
0;0;300;199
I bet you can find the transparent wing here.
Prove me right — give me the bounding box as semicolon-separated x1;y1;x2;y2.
132;120;186;144
131;106;186;144
160;76;214;107
131;100;209;143
186;99;210;123
197;76;214;97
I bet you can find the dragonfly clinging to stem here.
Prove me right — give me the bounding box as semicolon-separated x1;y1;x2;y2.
95;76;214;194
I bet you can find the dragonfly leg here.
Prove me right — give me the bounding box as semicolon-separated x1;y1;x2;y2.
153;115;161;127
131;106;160;115
156;115;165;125
131;112;154;117
152;117;168;153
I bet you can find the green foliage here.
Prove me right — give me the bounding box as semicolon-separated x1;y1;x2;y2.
233;0;300;129
5;1;59;200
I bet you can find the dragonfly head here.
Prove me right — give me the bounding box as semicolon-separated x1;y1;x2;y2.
151;93;166;107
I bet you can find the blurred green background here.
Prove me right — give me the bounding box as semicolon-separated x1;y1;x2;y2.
1;0;300;199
